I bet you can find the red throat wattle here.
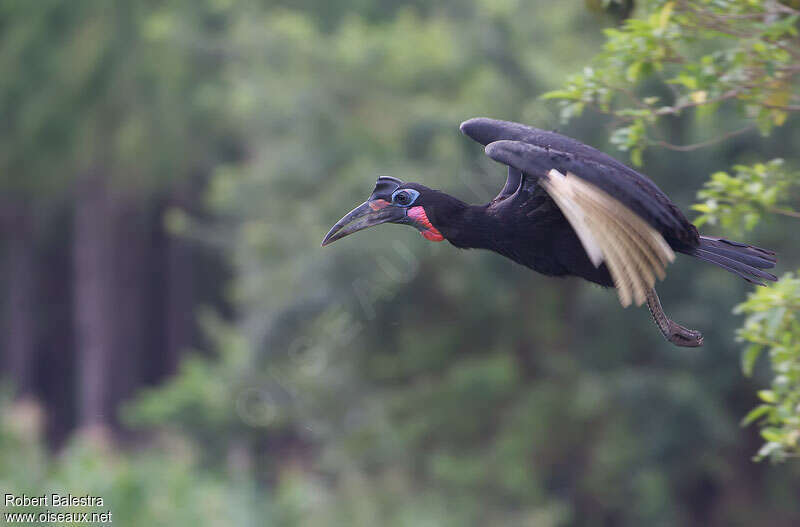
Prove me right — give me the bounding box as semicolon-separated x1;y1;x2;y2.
407;206;444;242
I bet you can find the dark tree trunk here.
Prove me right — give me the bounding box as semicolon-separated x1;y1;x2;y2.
36;207;77;446
164;184;200;374
2;204;38;397
73;175;116;428
110;193;146;412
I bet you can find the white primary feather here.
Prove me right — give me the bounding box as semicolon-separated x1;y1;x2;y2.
541;169;675;307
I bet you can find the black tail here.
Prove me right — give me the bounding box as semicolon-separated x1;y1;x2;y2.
685;236;777;286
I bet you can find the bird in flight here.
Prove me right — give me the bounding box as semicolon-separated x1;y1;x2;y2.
322;118;777;347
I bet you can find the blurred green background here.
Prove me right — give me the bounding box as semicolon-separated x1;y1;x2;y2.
1;1;799;526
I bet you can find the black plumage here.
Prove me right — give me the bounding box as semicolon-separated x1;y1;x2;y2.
322;118;778;346
461;118;776;286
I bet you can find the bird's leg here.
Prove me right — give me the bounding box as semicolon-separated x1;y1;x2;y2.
645;289;703;347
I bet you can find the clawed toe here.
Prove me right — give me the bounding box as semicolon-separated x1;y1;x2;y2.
667;323;704;348
647;288;704;348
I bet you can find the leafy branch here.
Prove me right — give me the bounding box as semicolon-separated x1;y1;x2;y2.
692;159;800;234
546;0;800;462
543;0;800;165
737;274;800;461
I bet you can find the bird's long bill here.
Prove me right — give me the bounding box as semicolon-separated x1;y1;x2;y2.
321;199;404;247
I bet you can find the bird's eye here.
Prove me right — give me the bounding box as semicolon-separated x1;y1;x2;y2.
391;189;419;206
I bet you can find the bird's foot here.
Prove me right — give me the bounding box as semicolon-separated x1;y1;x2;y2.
646;288;704;348
664;320;704;348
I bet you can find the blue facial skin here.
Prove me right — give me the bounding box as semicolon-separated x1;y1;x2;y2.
390;188;420;207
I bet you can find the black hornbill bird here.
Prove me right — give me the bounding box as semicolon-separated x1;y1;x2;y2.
322;118;778;347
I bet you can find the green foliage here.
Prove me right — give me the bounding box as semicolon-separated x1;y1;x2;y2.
116;2;800;524
6;1;800;525
0;396;271;527
0;0;236;197
692;159;800;234
736;274;800;462
123;2;800;523
546;0;800;463
123;312;250;433
543;0;800;165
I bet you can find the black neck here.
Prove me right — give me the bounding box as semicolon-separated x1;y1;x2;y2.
426;192;498;249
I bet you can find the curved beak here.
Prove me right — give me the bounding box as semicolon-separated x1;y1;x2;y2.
321;199;405;247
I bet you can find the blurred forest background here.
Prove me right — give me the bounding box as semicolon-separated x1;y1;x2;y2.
1;0;799;525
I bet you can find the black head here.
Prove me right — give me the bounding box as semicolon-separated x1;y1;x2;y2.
321;176;445;246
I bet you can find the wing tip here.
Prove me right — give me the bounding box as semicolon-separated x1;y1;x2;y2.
461;117;508;146
460;116;492;132
484;139;517;161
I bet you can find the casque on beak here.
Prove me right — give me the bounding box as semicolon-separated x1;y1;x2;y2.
321;199;406;247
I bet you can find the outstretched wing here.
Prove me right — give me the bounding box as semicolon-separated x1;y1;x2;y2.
540;168;675;307
460;117;699;307
460;117;699;247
